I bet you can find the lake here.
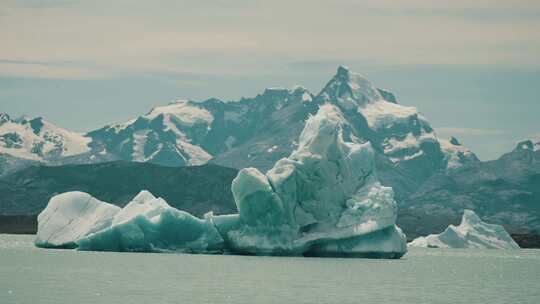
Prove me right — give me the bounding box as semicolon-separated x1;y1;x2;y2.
1;234;539;304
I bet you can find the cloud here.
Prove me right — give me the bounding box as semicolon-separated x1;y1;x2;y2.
1;0;540;79
526;133;540;141
436;127;505;137
0;62;109;79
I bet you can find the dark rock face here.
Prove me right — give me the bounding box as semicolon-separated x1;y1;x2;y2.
510;234;540;249
0;161;238;220
399;144;540;237
0;215;37;234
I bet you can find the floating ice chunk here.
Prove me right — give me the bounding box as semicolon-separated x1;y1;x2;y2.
35;192;120;248
409;210;520;249
77;209;224;253
112;190;167;225
231;169;286;227
77;192;224;253
218;104;407;257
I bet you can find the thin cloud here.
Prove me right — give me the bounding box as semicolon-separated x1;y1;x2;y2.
1;0;539;79
436;127;505;137
526;133;540;141
0;62;109;79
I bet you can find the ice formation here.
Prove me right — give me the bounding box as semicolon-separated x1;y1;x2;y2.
35;192;120;248
35;105;407;258
76;191;224;252
409;210;520;249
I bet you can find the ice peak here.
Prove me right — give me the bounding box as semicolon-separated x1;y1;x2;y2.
132;190;156;203
319;66;382;107
0;112;10;124
461;209;482;225
336;65;350;76
410;209;519;249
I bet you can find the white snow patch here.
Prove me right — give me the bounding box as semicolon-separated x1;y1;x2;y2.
302;92;312;103
147;101;214;127
440;139;473;169
132;130;150;162
176;140;212;165
267;145;278;153
359;101;419;130
383;133;419;155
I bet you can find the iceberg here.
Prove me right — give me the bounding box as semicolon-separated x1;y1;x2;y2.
35;191;120;248
77;209;224;253
409;210;520;249
76;191;224;252
35;104;407;258
216;104;406;257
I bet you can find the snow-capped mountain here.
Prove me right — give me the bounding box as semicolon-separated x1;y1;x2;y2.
0;113;90;161
87;100;215;166
1;66;478;199
0;113;91;175
215;66;479;181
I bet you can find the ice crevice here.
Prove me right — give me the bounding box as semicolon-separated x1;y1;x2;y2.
35;104;408;258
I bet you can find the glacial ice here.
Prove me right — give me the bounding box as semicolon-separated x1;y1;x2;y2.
218;104;407;257
409;210;520;249
35;104;408;258
35;191;120;248
77;207;224;253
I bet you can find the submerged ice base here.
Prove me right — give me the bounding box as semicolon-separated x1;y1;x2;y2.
35;104;407;258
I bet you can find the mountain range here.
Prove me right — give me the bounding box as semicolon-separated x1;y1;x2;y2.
1;66;538;237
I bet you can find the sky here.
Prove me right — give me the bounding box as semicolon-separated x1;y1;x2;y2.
1;0;539;160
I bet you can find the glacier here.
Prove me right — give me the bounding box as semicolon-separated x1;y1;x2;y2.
35;104;407;258
409;210;520;249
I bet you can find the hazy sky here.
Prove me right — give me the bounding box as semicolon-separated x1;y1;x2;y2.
1;0;539;160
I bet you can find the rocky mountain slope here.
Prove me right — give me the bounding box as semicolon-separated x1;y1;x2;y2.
398;139;540;238
0;161;237;218
0;113;90;161
1;66;478;202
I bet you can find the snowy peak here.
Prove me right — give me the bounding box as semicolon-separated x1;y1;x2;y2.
0;114;90;161
88;100;215;167
318;65;383;109
513;139;538;152
440;136;479;170
258;86;314;108
0;113;10;125
145;100;214;127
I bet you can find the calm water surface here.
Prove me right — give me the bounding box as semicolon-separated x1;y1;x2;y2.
1;234;539;304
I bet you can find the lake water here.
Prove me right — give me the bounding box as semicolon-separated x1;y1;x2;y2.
1;234;539;304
